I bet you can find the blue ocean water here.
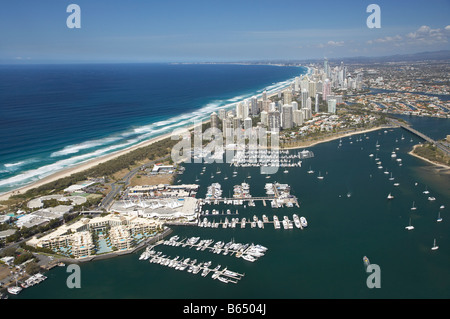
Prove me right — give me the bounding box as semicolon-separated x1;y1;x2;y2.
10;120;450;299
0;63;305;193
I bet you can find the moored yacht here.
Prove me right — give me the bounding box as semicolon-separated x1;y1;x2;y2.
300;216;307;228
7;286;22;295
405;218;414;230
431;239;439;251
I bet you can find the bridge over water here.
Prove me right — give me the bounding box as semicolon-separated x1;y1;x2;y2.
389;118;450;156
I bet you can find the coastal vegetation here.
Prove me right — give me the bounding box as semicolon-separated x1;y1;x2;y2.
6;137;179;202
412;142;450;166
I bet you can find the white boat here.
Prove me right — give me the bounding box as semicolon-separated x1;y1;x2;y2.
217;276;229;283
242;254;256;262
307;166;314;174
273;215;280;229
389;173;394;181
411;201;417;210
405;218;414;230
387;193;394;200
7;286;22;295
437;212;442;222
428;197;436;201
317;171;324;180
293;214;301;228
423;187;430;194
300;216;307;228
394;183;400;187
431;239;439;251
440;205;445;209
284;169;289;173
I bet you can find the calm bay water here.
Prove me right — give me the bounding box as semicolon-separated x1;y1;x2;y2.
13;117;450;299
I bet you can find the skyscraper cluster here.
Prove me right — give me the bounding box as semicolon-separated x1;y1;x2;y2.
209;59;361;139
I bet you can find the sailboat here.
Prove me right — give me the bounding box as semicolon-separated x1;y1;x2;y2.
423;186;430;194
195;175;199;182
431;238;439;251
437;212;442;222
411;201;417;211
375;140;380;148
389;173;394;181
317;171;324;180
307;166;314;174
405;218;414;230
387;193;394;200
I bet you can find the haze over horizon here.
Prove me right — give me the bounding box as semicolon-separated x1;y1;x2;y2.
1;0;449;64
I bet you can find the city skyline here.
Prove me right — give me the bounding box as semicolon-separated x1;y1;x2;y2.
1;0;449;64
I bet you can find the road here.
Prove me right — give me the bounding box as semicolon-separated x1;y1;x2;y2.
389;118;450;156
100;155;171;210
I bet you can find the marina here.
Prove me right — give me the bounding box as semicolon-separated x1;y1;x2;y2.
139;236;270;284
146;252;245;284
159;235;269;261
199;182;300;210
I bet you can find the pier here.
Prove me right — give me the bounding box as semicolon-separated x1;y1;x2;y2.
197;214;307;230
139;237;267;284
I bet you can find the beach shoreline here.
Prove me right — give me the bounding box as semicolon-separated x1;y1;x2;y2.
0;67;310;202
0;130;176;201
281;125;392;150
408;144;450;172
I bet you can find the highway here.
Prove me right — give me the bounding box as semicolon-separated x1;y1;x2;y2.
388;118;450;156
100;155;171;210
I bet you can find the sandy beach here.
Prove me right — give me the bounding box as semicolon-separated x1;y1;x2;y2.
0;67;310;202
0;130;178;202
408;144;450;172
281;125;392;150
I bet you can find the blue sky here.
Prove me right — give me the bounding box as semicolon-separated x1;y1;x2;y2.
1;0;449;63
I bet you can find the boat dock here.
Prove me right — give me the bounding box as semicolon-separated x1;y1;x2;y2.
160;236;268;261
197;214;307;230
138;236;271;284
200;196;299;208
147;252;245;284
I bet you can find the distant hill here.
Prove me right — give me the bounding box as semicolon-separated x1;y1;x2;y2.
333;50;450;63
231;50;450;65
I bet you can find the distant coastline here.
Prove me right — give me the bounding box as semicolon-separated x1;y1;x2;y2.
0;66;309;202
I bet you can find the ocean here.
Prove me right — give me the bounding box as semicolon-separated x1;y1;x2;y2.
10;116;450;299
0;63;304;194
